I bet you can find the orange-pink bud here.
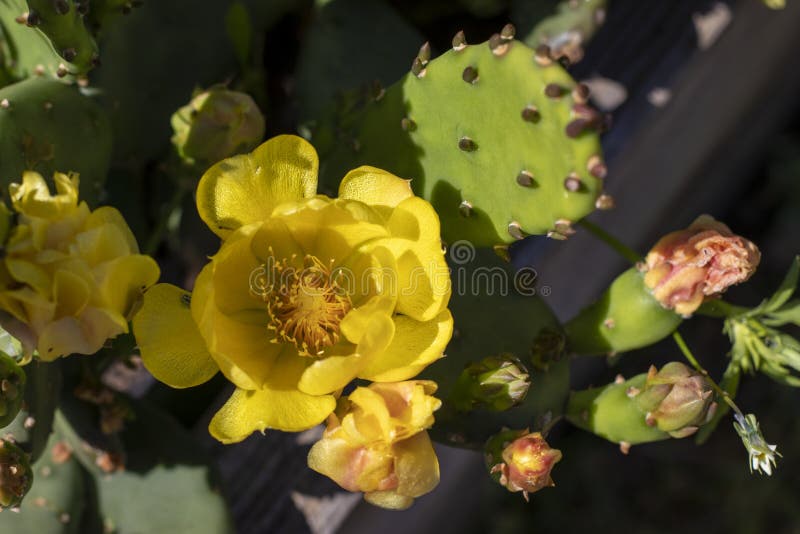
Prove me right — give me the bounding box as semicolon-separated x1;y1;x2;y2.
488;431;562;500
643;215;760;316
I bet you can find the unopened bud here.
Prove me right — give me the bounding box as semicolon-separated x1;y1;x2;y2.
451;354;530;412
171;87;265;165
486;429;561;500
643;215;760;316
632;362;714;438
0;353;25;428
0;439;32;509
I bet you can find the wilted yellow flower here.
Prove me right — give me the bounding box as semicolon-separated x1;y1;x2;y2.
643;215;760;316
487;430;562;500
307;380;441;510
0;172;159;360
133;135;452;443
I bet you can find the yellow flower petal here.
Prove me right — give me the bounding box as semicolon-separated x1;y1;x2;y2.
210;225;266;315
191;263;280;390
6;258;52;296
338;166;414;211
95;255;160;318
133;283;219;389
209;352;336;441
273;198;389;267
196;135;318;239
9;171;79;219
53;268;90;317
298;313;395;396
38;307;127;359
394;431;440;497
359;310;453;382
84;206;140;254
363;491;414;511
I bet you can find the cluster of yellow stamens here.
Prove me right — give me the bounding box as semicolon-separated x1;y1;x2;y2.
261;253;352;357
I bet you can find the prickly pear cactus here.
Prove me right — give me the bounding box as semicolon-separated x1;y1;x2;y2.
0;77;111;203
24;0;99;76
422;249;569;447
318;29;606;246
0;0;65;80
4;361;61;463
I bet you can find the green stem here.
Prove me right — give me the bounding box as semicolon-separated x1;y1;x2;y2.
696;299;749;319
672;330;742;417
144;184;188;256
578;219;642;265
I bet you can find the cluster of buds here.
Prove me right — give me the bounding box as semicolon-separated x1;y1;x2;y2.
450;354;530;412
171;86;265;166
629;362;715;438
485;429;562;501
642;215;760;317
0;439;32;509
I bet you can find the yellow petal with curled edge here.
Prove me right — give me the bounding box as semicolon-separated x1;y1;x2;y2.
393;431;440;497
133;283;219;389
338;166;414;213
209;348;336;442
359;310;452;383
375;196;451;322
9;171;79;219
196;135;318;239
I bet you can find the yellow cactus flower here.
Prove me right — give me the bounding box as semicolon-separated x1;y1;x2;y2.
643;215;760;316
307;380;441;510
133;135;453;443
0;171;160;360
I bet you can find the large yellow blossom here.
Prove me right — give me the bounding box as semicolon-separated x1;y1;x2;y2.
307;380;441;510
0;172;160;359
133;135;452;443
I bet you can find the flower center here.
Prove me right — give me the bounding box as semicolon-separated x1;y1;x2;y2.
263;253;352;357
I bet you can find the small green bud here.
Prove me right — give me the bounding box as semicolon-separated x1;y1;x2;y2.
631;362;715;438
0;438;32;509
171;87;265;165
0;353;25;428
450;354;530;412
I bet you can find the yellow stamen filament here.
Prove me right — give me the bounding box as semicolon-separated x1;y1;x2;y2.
263;253;351;357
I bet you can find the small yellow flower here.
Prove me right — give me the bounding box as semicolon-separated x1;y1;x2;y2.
133;135;453;443
0;172;159;360
643;215;760;316
307;380;441;510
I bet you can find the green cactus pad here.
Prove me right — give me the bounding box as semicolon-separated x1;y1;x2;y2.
25;0;99;76
318;32;606;246
0;77;111;204
0;432;84;531
3;360;61;464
